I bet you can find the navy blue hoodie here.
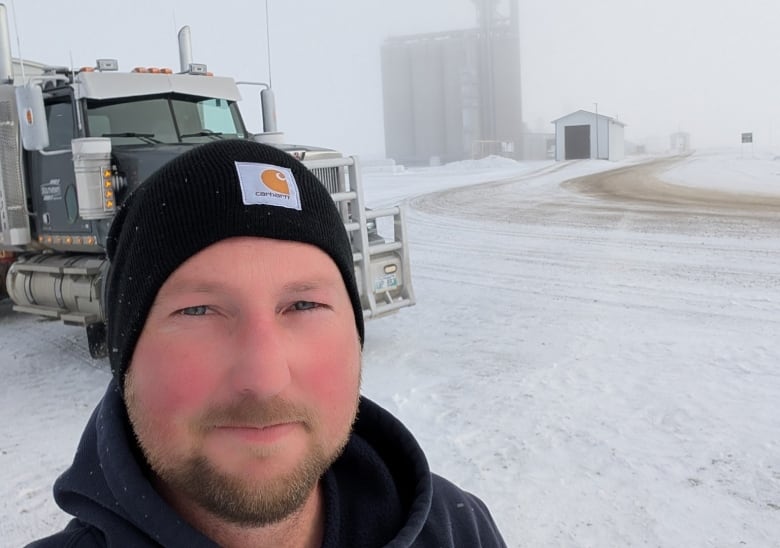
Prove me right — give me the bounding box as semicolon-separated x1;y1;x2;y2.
27;381;506;547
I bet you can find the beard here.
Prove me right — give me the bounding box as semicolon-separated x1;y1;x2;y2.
126;389;358;527
158;440;333;527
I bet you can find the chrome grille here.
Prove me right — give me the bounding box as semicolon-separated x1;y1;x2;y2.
310;166;344;195
0;89;30;244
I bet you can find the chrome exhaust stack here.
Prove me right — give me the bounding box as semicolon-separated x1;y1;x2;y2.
0;4;14;83
178;25;193;73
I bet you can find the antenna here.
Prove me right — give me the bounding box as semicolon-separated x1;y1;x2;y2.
9;0;25;80
265;0;273;87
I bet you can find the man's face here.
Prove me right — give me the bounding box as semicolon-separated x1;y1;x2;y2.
124;237;361;526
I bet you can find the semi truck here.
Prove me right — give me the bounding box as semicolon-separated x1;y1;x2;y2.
0;5;414;358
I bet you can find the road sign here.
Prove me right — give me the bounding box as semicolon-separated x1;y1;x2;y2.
741;132;753;143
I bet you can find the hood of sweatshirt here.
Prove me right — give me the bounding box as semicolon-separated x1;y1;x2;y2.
49;380;436;547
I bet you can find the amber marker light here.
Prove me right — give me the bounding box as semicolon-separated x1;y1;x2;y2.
104;170;114;210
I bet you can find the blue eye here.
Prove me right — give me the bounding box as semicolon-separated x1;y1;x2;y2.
179;305;210;316
292;301;319;312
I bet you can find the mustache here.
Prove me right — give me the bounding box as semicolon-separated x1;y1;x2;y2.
194;396;315;432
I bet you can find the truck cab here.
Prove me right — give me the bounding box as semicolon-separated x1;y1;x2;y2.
24;66;252;255
0;15;415;357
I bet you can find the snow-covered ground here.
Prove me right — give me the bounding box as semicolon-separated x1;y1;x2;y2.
2;149;780;547
663;148;780;196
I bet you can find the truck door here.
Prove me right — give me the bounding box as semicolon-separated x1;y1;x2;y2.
25;93;92;241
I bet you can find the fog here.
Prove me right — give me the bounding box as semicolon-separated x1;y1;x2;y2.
9;0;779;157
521;0;780;152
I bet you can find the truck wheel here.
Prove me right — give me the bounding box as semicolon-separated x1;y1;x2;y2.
86;322;108;360
0;261;9;300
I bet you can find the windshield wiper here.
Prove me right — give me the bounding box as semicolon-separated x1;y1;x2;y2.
180;130;224;140
102;132;161;144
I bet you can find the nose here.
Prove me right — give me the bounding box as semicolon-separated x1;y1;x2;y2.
228;314;292;398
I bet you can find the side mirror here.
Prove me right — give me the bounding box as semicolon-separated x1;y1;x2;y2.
15;83;49;151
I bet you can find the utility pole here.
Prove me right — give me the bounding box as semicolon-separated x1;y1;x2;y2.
594;102;599;160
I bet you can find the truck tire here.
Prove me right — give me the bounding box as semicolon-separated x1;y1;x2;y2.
86;322;108;360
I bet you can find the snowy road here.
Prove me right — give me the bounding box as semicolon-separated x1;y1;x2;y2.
362;154;780;547
2;152;780;547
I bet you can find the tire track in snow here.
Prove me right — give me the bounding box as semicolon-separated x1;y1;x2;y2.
0;300;109;541
383;158;780;545
404;217;780;326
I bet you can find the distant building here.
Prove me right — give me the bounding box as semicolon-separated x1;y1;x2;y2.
670;132;691;153
552;110;626;161
381;4;523;165
521;132;556;160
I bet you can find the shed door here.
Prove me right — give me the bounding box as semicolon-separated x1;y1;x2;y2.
565;125;590;159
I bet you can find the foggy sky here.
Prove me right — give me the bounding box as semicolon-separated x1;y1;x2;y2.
8;0;780;156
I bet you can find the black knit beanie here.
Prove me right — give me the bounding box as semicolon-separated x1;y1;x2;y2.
105;139;364;388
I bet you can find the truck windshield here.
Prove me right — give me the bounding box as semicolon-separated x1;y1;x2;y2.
85;95;248;145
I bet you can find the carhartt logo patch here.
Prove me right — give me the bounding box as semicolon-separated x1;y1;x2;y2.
235;162;302;210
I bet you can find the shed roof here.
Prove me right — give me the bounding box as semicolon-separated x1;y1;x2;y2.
551;109;626;126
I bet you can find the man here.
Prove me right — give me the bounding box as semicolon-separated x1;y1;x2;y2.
28;140;506;547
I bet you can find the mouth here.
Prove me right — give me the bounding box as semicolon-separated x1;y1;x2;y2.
214;422;300;445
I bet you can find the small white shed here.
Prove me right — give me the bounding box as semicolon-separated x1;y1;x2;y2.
552;110;626;161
